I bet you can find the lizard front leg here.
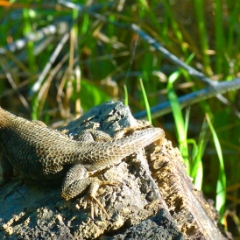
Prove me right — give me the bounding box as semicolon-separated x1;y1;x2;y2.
61;164;116;218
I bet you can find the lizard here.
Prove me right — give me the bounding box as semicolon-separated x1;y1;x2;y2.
0;107;165;217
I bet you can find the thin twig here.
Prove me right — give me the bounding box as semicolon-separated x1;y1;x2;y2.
29;32;70;96
0;59;30;110
130;24;240;118
0;22;67;55
38;53;69;112
134;77;240;119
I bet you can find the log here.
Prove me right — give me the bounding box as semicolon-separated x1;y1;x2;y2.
0;101;228;239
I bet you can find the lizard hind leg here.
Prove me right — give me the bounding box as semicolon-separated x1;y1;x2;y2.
61;164;117;219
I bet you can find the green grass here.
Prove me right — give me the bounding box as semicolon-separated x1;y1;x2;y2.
139;78;152;124
206;114;226;222
193;0;212;75
167;70;189;171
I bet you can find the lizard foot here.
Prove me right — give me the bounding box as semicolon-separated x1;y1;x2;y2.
62;164;119;219
62;169;119;219
79;193;109;219
78;180;119;219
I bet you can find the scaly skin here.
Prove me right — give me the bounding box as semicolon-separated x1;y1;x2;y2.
0;107;164;217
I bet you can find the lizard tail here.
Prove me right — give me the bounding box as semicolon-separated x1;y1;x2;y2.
110;127;165;158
